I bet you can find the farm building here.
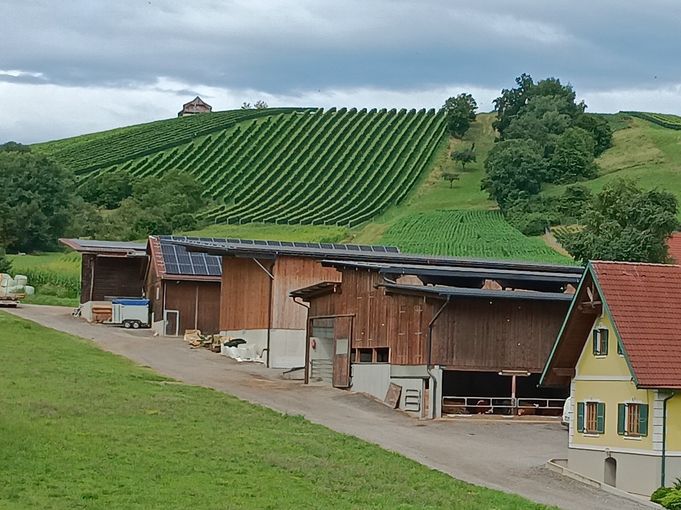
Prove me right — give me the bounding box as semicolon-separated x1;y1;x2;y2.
290;258;583;418
59;239;147;322
177;96;212;117
60;236;222;332
541;262;681;496
145;236;222;335
667;232;681;263
175;238;407;369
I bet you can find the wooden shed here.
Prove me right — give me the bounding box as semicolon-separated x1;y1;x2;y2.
59;239;147;322
145;236;222;336
291;258;583;418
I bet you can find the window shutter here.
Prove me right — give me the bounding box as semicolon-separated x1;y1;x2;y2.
601;329;609;355
592;330;599;355
639;404;649;437
596;402;606;433
617;403;626;435
577;402;585;432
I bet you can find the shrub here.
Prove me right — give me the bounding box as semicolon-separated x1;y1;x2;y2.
652;487;672;503
660;489;681;509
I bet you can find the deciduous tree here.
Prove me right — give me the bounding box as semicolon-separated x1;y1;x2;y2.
563;179;678;263
442;94;477;138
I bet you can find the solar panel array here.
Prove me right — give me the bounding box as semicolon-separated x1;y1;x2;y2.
161;235;400;254
158;238;222;276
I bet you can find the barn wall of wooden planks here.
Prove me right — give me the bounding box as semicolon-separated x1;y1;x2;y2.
219;255;341;333
307;267;570;371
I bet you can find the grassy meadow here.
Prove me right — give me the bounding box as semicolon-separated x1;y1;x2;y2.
0;312;553;510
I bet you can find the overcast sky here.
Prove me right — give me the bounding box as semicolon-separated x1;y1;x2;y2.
2;0;681;143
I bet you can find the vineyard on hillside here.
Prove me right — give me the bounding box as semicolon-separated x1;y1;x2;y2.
38;108;446;228
379;210;574;264
623;111;681;130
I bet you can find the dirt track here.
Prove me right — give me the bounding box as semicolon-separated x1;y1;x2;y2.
5;305;652;510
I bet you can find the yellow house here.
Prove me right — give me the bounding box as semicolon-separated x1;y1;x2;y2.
541;261;681;496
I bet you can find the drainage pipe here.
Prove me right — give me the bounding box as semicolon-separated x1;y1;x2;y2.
662;392;676;486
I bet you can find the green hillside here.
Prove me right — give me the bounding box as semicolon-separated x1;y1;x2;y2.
38;107;446;228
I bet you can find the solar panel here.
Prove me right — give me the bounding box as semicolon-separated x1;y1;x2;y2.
159;237;222;277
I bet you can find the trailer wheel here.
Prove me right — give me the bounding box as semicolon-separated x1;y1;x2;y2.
132;321;140;329
123;320;132;329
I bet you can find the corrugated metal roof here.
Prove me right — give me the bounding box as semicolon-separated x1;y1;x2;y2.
59;238;146;256
322;259;581;284
592;261;681;389
176;238;583;273
382;283;575;302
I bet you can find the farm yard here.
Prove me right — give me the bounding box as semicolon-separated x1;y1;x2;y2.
0;311;555;510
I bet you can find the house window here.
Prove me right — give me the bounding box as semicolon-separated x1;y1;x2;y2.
353;347;390;363
592;328;609;356
577;401;605;434
617;341;623;356
618;403;648;437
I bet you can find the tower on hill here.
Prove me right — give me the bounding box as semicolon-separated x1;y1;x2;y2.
178;96;212;117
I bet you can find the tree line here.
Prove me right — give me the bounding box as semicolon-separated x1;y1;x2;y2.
442;74;678;263
0;142;208;260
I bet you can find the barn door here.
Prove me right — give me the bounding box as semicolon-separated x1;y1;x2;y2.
164;310;179;336
332;316;353;388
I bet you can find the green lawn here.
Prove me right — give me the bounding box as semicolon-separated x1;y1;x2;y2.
0;312;552;509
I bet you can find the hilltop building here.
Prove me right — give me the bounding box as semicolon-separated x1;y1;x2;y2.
541;261;681;496
178;96;212;117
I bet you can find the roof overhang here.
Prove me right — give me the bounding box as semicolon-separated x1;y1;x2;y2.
290;281;340;300
59;238;147;257
381;283;575;302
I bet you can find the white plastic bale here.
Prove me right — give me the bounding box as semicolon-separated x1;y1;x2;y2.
24;285;35;295
14;275;28;286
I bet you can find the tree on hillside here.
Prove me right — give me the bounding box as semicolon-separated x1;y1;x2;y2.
78;171;136;209
443;94;478;138
0;141;31;153
547;127;598;183
104;170;206;240
481;140;546;210
0;150;75;252
254;100;268;109
493;74;585;138
575;114;613;156
451;145;476;171
441;171;460;188
563;179;678;263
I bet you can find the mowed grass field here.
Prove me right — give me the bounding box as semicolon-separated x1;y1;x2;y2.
0;312;553;510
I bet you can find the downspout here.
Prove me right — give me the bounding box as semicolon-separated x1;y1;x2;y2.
662;392;676;486
250;258;275;368
426;295;450;419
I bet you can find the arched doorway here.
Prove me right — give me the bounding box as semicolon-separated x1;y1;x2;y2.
604;457;617;487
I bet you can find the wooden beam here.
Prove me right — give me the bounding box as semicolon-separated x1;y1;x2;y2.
553;367;576;378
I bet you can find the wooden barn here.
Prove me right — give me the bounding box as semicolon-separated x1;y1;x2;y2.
59;239;147;322
290;258;583;418
175;239;403;369
145;236;222;336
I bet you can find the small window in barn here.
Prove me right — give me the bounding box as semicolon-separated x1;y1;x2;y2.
375;348;389;363
592;328;609;356
358;349;373;363
617;340;623;356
